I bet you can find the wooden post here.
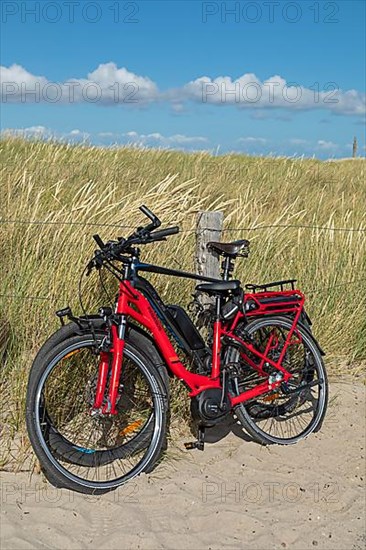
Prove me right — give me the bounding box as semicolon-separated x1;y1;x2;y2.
195;211;223;306
352;137;357;158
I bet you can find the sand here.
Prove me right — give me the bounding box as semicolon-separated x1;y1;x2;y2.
1;381;365;550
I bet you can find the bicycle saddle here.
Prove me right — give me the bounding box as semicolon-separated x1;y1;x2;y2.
196;280;241;295
207;239;250;257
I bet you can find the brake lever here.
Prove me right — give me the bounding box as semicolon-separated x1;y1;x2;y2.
86;259;96;277
86;250;104;276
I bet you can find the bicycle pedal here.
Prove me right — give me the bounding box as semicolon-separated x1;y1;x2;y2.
184;425;205;451
184;440;205;451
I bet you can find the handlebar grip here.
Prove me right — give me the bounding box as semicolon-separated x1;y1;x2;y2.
93;234;105;249
150;226;180;239
139;205;161;229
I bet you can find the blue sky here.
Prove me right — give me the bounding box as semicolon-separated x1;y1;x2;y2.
1;0;365;158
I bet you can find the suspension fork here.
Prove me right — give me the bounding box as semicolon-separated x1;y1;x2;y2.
92;315;127;415
92;351;109;410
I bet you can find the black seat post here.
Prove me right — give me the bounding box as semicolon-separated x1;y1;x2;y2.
215;293;222;320
222;256;234;281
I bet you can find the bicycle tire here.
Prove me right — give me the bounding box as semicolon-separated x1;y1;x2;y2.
227;316;328;445
31;325;170;462
26;333;168;494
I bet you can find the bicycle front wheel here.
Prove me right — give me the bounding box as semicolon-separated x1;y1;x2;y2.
228;316;328;445
26;333;168;494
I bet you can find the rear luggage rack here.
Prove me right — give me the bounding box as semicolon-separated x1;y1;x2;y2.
246;279;297;293
243;280;304;317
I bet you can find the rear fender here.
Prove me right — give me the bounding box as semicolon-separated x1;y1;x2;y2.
298;320;325;356
297;310;325;356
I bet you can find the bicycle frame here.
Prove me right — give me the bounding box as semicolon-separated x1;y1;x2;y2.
92;262;305;415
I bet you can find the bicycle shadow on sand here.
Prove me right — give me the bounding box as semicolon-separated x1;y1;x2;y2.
190;416;255;445
197;400;320;446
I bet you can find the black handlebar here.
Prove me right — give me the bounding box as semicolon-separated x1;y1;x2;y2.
90;206;179;273
93;234;105;249
148;226;179;240
139;204;161;231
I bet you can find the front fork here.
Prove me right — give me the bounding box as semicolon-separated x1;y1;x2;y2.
92;314;127;415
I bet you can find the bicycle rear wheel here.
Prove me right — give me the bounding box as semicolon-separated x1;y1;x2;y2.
26;333;168;494
227;316;328;445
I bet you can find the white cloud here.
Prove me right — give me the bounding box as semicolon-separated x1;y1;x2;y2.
289;138;309;145
317;140;339;150
238;137;267;144
171;102;186;113
0;62;158;105
1;63;364;117
83;62;158;103
125;131;139;138
180;73;365;116
2;125;49;137
4;125;360;158
0;64;48;102
122;131;208;149
68;129;90;140
1;126;92;142
166;134;208;144
23;125;48;135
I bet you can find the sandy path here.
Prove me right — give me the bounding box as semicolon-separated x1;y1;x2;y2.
1;381;365;550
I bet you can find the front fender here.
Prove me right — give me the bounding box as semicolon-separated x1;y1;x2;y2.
34;314;170;388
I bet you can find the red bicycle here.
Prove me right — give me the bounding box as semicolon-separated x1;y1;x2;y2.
26;206;328;494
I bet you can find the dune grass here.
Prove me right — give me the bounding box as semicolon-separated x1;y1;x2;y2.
0;136;365;467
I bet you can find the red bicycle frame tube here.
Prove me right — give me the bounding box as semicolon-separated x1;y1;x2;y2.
92;352;109;409
92;281;305;414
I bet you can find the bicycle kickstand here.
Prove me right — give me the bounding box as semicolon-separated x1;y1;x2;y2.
184;425;206;451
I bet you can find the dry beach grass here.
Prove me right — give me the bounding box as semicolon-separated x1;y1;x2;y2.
0;136;365;468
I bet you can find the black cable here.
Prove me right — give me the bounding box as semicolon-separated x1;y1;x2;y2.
78;265;99;344
0;219;136;229
2;218;365;233
78;264;90;320
98;268;114;307
220;224;366;233
305;278;366;295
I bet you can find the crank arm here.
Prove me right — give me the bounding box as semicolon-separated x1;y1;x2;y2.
281;379;324;395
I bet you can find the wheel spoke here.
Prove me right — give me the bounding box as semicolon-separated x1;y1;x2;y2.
31;335;165;491
227;317;327;444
